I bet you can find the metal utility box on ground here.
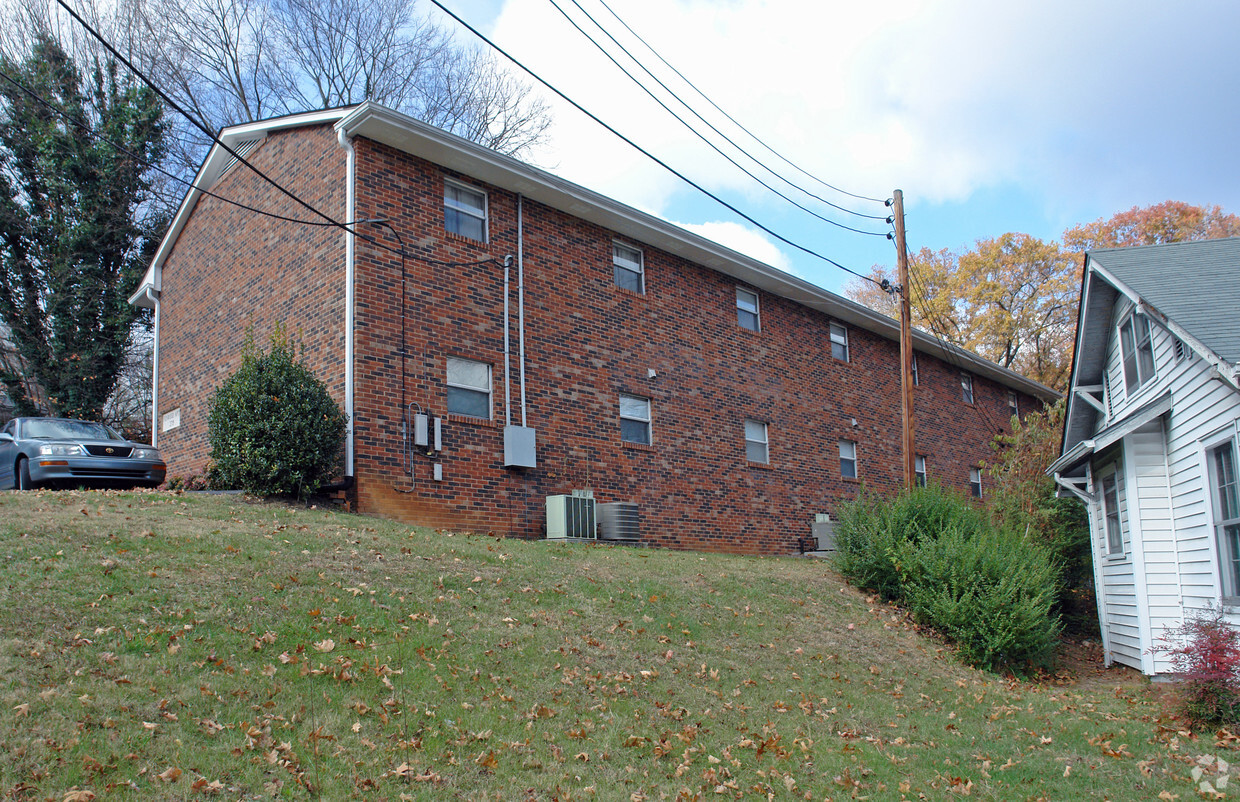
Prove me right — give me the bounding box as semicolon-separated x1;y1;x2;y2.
598;502;640;541
546;493;595;539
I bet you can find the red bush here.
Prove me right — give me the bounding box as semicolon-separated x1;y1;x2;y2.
1159;608;1240;726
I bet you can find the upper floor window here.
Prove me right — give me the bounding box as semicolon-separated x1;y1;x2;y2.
969;467;983;498
736;288;760;332
444;180;487;242
961;373;974;405
1210;441;1240;598
613;243;644;293
1119;312;1156;392
744;419;769;463
446;357;491;418
915;455;927;487
1008;391;1019;418
619;394;651;445
830;323;849;362
911;354;919;386
839;440;858;480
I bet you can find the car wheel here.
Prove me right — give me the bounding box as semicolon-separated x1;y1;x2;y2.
16;457;32;491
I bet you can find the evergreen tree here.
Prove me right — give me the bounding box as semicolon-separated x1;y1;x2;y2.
0;34;166;420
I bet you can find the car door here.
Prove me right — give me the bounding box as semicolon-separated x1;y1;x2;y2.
0;420;16;489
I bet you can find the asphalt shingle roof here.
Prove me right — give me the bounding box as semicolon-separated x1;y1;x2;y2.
1088;237;1240;365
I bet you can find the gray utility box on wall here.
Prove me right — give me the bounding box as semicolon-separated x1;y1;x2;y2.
598;502;640;541
503;425;537;468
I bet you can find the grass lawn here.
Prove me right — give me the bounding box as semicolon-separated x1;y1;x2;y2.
0;489;1230;800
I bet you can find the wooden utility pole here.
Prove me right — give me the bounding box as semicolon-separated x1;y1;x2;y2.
892;189;916;489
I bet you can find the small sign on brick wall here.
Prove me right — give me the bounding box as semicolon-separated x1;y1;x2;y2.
161;408;181;432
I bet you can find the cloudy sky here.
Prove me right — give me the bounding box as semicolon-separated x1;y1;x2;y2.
445;0;1240;293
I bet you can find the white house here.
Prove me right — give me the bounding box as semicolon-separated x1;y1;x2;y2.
1051;237;1240;675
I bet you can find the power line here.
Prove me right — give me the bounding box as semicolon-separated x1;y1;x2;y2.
545;0;888;236
592;0;887;206
426;0;884;287
558;0;886;222
35;3;501;271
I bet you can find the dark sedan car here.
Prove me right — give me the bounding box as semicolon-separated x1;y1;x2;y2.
0;417;166;490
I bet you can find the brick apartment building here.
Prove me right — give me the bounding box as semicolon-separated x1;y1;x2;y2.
130;102;1057;554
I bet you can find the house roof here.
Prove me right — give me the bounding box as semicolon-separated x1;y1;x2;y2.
132;102;1057;401
1059;237;1240;460
1088;237;1240;365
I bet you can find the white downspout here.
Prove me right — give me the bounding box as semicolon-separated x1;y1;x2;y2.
518;194;527;427
338;129;356;475
149;288;160;447
504;255;512;427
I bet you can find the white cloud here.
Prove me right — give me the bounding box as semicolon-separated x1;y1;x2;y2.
487;0;1240;224
669;220;795;275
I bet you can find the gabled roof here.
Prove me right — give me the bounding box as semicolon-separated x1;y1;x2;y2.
1089;237;1240;365
132;101;1057;400
1059;237;1240;460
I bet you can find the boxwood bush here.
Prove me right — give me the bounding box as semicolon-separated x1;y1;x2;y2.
834;486;1062;675
208;328;347;498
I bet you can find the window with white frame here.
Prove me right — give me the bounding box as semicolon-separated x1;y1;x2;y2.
1099;463;1125;555
446;357;491;418
830;323;849;362
1119;312;1156;393
744;419;769;463
961;373;974;404
736;287;760;332
444;180;487;242
613;242;644;293
619;394;651;445
915;455;927;487
839;440;857;479
1210;441;1240;599
1008;391;1019;418
969;467;983;498
911;354;919;386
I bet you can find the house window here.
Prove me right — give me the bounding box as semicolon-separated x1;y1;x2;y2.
1119;313;1156;392
446;357;491;418
619;394;651;445
444;180;487;242
961;373;974;404
969;467;983;498
744;419;768;463
613;242;644;293
1008;392;1019;419
1100;466;1125;556
915;455;927;487
736;288;760;332
911;354;919;386
830;323;849;362
1210;441;1240;598
839;440;857;480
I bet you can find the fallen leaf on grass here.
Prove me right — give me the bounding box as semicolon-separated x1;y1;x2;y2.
314;639;335;653
62;790;95;802
157;767;181;783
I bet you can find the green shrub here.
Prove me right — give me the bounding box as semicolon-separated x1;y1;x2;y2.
207;327;347;498
833;486;985;601
896;525;1062;673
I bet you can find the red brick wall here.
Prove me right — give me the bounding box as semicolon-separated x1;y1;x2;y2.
347;138;1040;554
155;126;347;475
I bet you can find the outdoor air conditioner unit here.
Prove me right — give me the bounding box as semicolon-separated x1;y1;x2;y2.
811;513;837;552
546;494;596;539
598;502;640;541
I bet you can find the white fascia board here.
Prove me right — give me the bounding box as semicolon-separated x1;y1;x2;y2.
336;102;1057;401
129;108;354;309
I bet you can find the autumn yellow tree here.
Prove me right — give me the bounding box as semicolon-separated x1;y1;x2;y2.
1064;200;1240;251
845;235;1080;391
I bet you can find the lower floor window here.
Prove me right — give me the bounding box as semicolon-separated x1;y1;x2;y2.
839;440;857;479
915;455;926;487
446;357;491;418
1210;441;1240;597
969;467;982;498
619;394;651;445
744;419;769;463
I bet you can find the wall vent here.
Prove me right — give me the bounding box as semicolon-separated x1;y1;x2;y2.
546;494;596;539
598;502;640;541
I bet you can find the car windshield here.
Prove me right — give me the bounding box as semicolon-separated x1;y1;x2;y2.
22;420;122;441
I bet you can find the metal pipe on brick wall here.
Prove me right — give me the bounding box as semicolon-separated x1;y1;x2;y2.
504;254;512;427
518;194;528;427
337;129;356;476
